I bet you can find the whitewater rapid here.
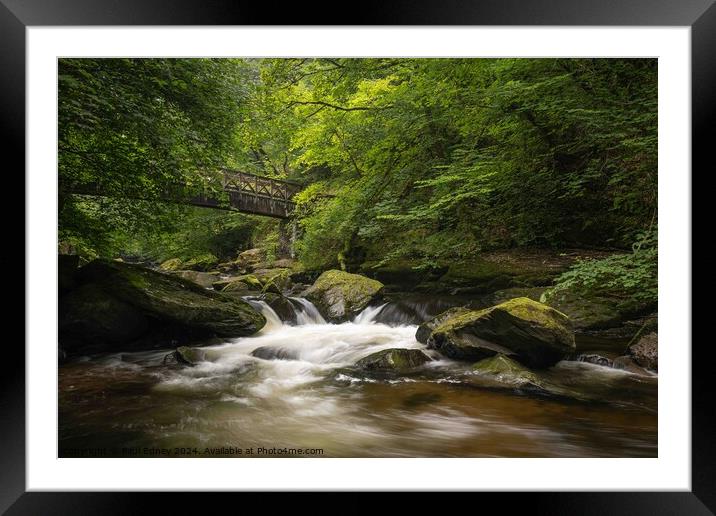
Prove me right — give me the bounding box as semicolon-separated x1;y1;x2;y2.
154;299;430;398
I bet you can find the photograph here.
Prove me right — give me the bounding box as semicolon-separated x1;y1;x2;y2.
57;57;659;459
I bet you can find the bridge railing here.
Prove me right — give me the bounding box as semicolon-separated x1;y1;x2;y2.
220;169;303;202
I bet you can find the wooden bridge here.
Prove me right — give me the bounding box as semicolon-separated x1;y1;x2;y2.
64;169;303;219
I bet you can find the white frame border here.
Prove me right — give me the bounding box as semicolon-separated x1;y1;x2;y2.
27;26;690;491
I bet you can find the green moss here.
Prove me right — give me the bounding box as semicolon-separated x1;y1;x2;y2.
416;306;472;343
440;258;510;282
434;297;569;334
356;348;431;371
78;260;266;337
159;258;183;271
472;354;542;387
428;297;575;368
497;297;570;330
306;269;385;322
183;253;219;271
314;270;383;298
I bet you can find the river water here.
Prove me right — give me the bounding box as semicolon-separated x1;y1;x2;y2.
59;297;657;458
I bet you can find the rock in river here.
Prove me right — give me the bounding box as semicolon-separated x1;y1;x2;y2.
471;354;544;390
415;306;472;344
76;259;266;338
59;283;149;352
164;346;207;366
627;332;657;371
356;348;432;372
304;269;384;323
426;297;575;368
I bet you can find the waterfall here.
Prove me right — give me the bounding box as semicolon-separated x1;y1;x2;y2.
246;299;284;332
353;303;387;325
289;297;327;325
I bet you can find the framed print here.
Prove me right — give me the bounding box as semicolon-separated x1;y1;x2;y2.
3;0;710;513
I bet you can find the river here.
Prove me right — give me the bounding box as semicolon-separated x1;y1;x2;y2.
59;296;657;458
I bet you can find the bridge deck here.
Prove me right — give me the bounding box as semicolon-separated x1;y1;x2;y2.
64;169;303;219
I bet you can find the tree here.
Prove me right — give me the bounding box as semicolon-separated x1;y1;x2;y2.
58;58;250;256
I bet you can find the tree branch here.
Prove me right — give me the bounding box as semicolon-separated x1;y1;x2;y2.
286;100;392;112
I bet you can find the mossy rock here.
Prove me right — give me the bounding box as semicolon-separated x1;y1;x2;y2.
304;270;385;323
213;274;262;292
236;248;266;267
159;258;183;271
427;297;575;368
472;354;544;390
77;259;265;337
356;348;432;372
253;268;292;293
415;306;471;344
182;253;219;272
169;270;220;289
59;283;149;352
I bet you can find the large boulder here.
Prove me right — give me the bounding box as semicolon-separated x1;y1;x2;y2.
415;306;471;344
169;270;220;289
252;268;292;293
356;348;432;372
304;270;384;323
77;260;266;337
426;297;575;368
59;284;149;352
627;332;657;371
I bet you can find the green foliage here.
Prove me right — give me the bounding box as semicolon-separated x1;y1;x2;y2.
545;228;657;304
59;58;250;257
116;207;261;262
246;58;657;267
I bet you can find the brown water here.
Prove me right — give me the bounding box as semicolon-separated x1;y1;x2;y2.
58;300;657;458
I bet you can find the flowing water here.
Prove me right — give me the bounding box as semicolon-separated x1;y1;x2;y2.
59;297;657;458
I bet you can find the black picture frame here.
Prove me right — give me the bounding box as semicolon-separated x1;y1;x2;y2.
3;0;708;513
